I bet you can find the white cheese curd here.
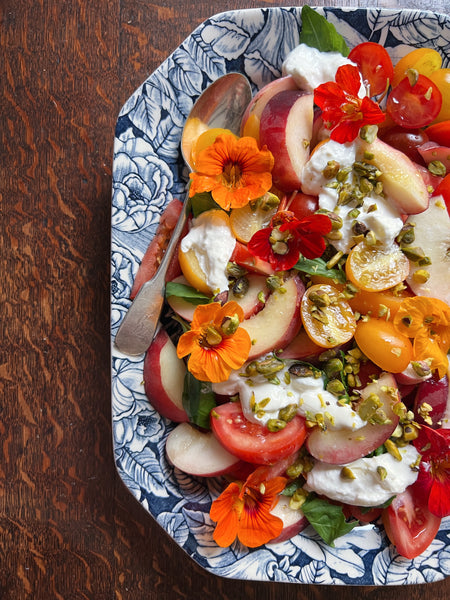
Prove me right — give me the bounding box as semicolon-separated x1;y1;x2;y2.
212;361;366;430
180;211;235;293
305;444;420;507
301;139;404;253
282;44;361;93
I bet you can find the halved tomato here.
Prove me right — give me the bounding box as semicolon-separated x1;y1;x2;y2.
210;402;307;465
387;74;442;129
382;485;441;559
434;173;450;213
348;42;394;96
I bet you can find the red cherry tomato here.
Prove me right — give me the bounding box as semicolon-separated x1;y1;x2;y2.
387;74;442;128
230;241;274;276
425;120;450;146
210;402;307;465
382;485;441;559
348;42;394;96
286;192;318;220
433;173;450;213
380;126;429;164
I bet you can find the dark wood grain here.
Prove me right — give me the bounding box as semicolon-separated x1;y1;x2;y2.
0;1;449;598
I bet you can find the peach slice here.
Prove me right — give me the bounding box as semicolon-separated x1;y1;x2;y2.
357;137;429;215
259;90;314;192
143;329;188;423
240;275;305;359
306;373;401;465
165;422;241;477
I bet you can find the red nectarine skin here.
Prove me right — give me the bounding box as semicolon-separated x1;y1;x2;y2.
260;90;313;192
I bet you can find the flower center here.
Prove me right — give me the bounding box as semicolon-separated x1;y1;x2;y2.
222;162;242;188
201;325;223;348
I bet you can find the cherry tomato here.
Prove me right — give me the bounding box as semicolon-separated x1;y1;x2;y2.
425;120;450;146
429;69;450;123
346;241;410;292
392;47;442;88
387;74;442;128
210;402;307;465
354;318;413;373
348;42;394;96
300;284;356;349
349;506;383;524
433;173;450;213
380;126;429;164
230;241;274;276
286;192;319;220
382;485;441;559
130;198;183;299
348;288;413;320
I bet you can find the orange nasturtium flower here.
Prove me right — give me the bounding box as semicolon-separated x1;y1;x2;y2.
189;133;274;211
393;296;450;378
176;300;251;383
210;468;287;548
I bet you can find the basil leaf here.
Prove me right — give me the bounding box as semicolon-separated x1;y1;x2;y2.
165;281;211;305
182;372;216;430
293;256;347;284
299;6;349;57
191;192;221;217
301;495;358;546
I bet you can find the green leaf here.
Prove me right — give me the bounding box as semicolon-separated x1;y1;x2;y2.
165;281;211;305
299;6;349;57
293;256;347;284
182;372;216;430
301;495;359;546
190;192;221;217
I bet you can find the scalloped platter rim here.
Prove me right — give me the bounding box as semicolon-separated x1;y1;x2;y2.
111;6;450;585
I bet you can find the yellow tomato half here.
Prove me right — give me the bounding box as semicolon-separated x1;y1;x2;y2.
429;68;450;123
392;47;442;88
354;318;413;373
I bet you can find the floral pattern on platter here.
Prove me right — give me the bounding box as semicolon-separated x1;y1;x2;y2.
111;6;450;585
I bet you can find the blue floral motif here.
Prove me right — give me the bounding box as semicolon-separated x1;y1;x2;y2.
111;6;450;585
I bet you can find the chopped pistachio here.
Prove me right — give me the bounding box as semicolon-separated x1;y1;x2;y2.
341;466;356;480
413;269;430;284
385;439;402;461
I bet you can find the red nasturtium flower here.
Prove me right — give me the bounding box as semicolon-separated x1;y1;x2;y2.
247;210;332;270
413;425;450;518
189;134;274;211
176;300;251;383
210;468;287;547
314;64;385;143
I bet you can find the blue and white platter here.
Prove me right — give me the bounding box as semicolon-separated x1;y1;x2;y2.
111;6;450;585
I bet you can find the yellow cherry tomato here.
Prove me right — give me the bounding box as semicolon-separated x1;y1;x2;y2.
191;127;236;169
229;193;278;243
346;241;410;292
392;47;442;88
300;284;356;348
348;288;414;320
354;318;413;373
429;68;450;123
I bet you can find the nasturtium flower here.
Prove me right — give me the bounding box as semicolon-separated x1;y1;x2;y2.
189;134;274;211
176;300;251;383
314;64;385;143
247;210;332;271
393;296;450;378
414;425;450;518
210;468;287;547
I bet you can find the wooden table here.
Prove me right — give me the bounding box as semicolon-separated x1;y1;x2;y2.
1;0;449;597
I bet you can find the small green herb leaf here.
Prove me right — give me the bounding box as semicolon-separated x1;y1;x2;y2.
293;256;347;284
299;6;349;57
191;192;221;217
301;495;359;546
182;372;216;430
165;282;211;305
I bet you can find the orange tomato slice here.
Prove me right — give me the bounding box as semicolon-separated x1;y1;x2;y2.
300;284;356;348
392;47;442;88
229;196;278;243
354;318;413;373
348;288;414;320
345;242;410;292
